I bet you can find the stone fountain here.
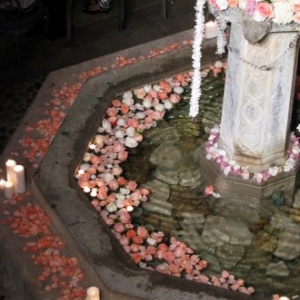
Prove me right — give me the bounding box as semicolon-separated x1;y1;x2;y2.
33;35;254;300
30;8;300;300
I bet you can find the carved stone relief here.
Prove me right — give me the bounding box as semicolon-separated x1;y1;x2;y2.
218;15;299;172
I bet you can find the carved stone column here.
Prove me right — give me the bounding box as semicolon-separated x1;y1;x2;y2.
200;10;300;207
218;11;299;173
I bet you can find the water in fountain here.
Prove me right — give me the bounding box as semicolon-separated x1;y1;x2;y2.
75;64;300;299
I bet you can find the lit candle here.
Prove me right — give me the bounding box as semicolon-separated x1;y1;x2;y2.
13;165;26;194
0;179;5;190
279;297;290;300
85;286;100;300
83;186;91;193
6;159;16;183
4;181;14;198
205;21;218;39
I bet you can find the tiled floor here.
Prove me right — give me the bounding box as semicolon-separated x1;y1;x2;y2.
0;0;196;155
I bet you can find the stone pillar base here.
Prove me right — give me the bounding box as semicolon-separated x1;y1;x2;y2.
200;150;297;208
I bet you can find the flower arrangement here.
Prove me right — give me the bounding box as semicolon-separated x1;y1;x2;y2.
209;0;300;25
205;124;300;183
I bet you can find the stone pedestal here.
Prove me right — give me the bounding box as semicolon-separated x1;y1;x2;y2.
200;151;296;208
218;11;300;173
201;10;300;206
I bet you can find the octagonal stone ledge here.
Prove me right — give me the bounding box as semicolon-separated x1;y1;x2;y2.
32;43;259;300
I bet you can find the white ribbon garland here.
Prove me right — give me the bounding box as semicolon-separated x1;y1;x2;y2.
189;0;206;118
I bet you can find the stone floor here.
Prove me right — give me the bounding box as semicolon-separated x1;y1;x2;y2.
0;1;196;298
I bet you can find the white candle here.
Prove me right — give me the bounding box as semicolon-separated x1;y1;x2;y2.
6;159;16;183
4;181;14;198
13;165;26;194
0;179;5;190
86;286;100;300
205;21;218;39
83;186;91;193
279;297;290;300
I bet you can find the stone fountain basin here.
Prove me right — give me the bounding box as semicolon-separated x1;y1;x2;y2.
32;38;261;300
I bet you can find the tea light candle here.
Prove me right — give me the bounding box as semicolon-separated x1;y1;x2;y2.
205;21;218;39
4;181;14;198
13;165;26;194
86;286;100;300
0;179;5;190
6;159;16;183
83;186;91;193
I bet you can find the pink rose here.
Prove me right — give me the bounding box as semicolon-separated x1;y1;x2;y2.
255;2;273;19
228;0;238;7
106;107;119;117
294;11;300;23
169;93;181;104
113;222;126;233
137;226;149;239
294;4;300;12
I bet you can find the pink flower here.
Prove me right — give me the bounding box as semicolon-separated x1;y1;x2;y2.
117;176;128;186
169;93;181;104
134;134;143;142
113;222;126;233
146;245;157;255
108;179;119;190
158;91;169;100
151;231;164;243
159;80;172;93
120;104;130;114
205;185;214;195
195;274;210;284
168;263;182;276
255;2;273;19
134;88;147;99
140;188;150;196
130;190;141;201
106;193;116;203
127;118;139;128
118;208;131;224
111;165;123;176
228;0;238;8
113;141;125;152
137;227;149;239
97;185;108;200
294;4;300;12
126;180;138;191
173;246;185;258
156;263;171;275
147;89;157;99
221;270;230;279
156;249;164;260
130;243;140;253
112;99;122;107
131;253;142;264
106;107;119;117
133;235;143;245
294;11;300;23
89;155;101;165
118;150;128;161
119;235;130;246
